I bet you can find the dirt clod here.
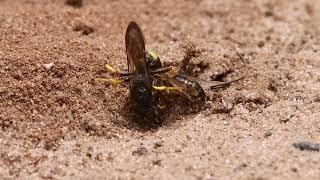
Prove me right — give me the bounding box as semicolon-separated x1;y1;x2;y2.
65;0;82;8
152;159;162;166
178;42;201;75
154;141;163;149
132;147;148;156
293;141;320;152
73;23;94;35
264;131;273;138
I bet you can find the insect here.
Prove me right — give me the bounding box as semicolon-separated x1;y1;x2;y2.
97;21;242;121
125;21;156;121
147;54;241;104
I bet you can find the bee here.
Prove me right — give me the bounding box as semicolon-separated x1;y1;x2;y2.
145;51;240;104
97;21;242;121
144;50;241;104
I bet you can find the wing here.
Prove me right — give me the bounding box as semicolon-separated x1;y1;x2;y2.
155;69;243;100
167;71;244;91
186;75;244;90
125;21;151;89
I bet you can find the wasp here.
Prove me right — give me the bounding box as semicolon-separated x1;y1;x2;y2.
124;21;156;120
97;21;242;121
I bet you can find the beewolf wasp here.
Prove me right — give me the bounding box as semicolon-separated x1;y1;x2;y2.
97;21;242;122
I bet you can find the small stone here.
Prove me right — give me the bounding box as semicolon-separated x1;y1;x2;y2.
43;63;54;70
152;159;162;166
257;41;265;48
265;10;273;17
264;131;272;138
154;141;163;149
175;149;182;153
132;147;148;156
234;163;248;172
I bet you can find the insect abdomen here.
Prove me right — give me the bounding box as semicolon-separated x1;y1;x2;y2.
174;75;206;102
131;77;155;120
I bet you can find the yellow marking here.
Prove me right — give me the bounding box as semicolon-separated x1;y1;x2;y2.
152;86;178;91
148;51;158;61
105;64;117;73
95;78;124;85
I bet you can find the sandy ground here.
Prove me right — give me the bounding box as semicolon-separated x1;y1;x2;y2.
1;0;320;179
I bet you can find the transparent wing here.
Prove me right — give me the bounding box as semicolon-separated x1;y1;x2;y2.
186;75;244;90
155;69;243;99
125;21;151;89
169;72;244;90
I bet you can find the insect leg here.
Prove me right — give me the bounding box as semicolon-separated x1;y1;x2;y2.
95;78;125;85
152;85;179;91
105;64;131;76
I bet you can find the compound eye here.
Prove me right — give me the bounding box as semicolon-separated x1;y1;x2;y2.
146;51;153;65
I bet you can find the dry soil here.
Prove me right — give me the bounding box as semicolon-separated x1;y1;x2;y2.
1;0;320;179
